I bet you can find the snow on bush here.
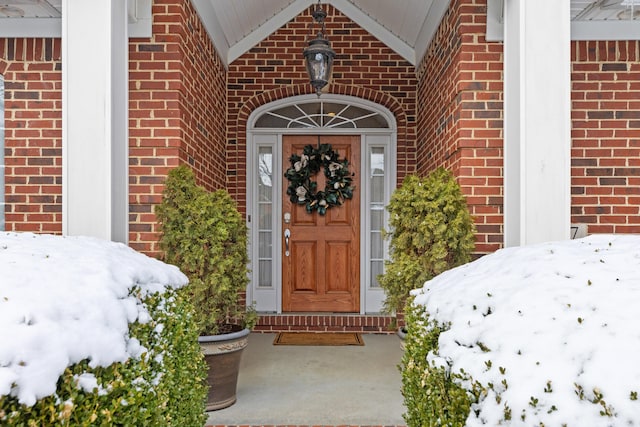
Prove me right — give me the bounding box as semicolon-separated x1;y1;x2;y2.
0;232;188;406
410;234;640;426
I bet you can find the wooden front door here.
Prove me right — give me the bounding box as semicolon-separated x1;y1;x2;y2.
282;135;360;312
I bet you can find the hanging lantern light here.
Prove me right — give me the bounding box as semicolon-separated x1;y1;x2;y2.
303;0;335;97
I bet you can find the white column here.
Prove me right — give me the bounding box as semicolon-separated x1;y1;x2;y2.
503;0;571;246
62;0;129;242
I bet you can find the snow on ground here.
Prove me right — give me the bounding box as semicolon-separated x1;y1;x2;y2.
412;234;640;426
0;232;188;406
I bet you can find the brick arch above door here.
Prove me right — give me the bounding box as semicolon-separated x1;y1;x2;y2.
237;84;408;128
228;83;416;210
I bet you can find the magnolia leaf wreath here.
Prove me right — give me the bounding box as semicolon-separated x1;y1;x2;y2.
284;143;355;215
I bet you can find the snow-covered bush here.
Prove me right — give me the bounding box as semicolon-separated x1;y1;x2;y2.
402;302;483;427
0;233;207;426
402;235;640;426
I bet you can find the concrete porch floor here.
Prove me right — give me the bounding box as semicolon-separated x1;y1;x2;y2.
205;332;406;426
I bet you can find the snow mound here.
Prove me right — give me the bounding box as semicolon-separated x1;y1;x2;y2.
412;234;640;426
0;232;188;406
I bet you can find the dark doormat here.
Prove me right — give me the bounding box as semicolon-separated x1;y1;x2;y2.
273;332;365;346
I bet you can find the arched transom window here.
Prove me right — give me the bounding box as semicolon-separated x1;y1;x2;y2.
254;100;390;129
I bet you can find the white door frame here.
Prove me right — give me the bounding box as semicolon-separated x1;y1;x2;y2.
246;94;397;314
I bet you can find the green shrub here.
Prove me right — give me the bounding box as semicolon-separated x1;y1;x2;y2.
401;302;482;427
156;165;256;336
378;168;476;314
0;288;207;426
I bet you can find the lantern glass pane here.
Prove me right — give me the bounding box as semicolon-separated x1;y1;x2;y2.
306;52;329;82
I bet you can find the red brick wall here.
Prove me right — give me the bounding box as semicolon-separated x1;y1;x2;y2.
128;0;227;255
417;0;640;253
2;2;639;255
226;5;418;212
416;0;504;255
1;1;227;255
0;39;62;234
571;41;640;234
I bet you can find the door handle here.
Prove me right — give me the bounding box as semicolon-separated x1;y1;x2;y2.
284;229;291;257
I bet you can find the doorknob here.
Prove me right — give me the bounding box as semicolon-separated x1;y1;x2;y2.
284;228;291;257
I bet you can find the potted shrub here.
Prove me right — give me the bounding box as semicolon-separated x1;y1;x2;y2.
156;165;257;411
378;168;476;336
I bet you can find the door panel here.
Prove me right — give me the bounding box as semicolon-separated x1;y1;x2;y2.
282;135;360;312
291;241;317;292
326;241;350;292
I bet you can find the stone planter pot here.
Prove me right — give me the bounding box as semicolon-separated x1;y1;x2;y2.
396;326;408;340
397;326;407;351
198;327;250;411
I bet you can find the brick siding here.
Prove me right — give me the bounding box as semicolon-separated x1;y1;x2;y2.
417;0;504;255
128;0;227;256
571;40;640;234
2;1;639;255
417;0;640;253
0;39;62;234
1;1;228;254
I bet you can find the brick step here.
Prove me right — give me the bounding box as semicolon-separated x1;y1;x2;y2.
253;313;399;333
207;425;406;427
206;424;404;427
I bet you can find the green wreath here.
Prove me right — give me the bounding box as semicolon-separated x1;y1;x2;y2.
284;143;355;215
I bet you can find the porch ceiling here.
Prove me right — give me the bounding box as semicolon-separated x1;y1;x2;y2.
0;0;638;64
190;0;640;66
190;0;448;66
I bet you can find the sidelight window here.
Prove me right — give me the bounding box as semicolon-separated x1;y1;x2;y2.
369;146;386;289
257;146;274;289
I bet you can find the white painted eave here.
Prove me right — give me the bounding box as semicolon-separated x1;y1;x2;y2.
0;18;63;37
0;0;152;38
331;0;416;65
414;0;451;65
228;0;314;65
192;0;436;67
4;0;638;70
487;0;640;41
190;0;232;64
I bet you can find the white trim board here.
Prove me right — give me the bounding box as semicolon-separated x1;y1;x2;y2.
0;0;152;38
487;0;640;41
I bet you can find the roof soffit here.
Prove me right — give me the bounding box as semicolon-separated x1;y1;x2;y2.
1;1;638;66
0;0;152;38
487;0;640;41
192;0;453;68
